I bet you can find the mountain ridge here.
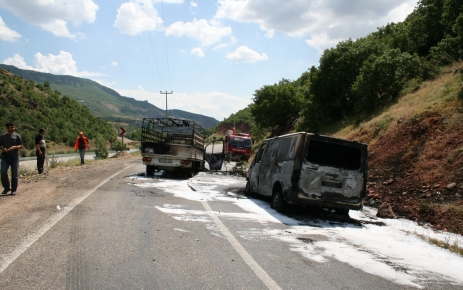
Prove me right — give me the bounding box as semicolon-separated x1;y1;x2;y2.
0;64;219;129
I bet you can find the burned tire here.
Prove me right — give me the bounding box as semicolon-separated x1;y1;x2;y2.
244;180;251;196
146;165;155;176
336;208;349;216
185;164;195;178
271;185;287;213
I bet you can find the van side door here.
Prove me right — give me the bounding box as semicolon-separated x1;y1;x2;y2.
248;142;267;193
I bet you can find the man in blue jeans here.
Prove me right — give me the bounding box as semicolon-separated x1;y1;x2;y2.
0;122;24;195
74;131;89;165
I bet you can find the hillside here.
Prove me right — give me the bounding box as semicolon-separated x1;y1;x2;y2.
0;64;219;130
0;68;116;148
334;64;463;234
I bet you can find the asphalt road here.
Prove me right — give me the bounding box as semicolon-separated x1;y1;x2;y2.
0;160;460;289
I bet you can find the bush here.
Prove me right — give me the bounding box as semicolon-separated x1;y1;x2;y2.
94;135;109;159
49;155;60;168
458;87;463;101
110;140;127;152
19;149;29;157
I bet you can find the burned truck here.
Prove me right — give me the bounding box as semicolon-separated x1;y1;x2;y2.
246;132;368;214
141;118;205;177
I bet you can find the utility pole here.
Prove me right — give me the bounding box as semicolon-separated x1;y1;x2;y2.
160;91;173;120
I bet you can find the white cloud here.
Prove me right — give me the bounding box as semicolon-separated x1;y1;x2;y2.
114;0;163;35
2;54;34;70
191;47;205;57
2;51;104;77
0;16;21;42
264;29;275;38
166;18;232;47
115;88;251;120
190;1;198;8
213;43;228;50
306;33;342;53
226;46;268;63
111;61;118;67
0;0;98;38
215;0;417;51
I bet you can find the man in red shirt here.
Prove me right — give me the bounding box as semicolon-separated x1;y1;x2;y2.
74;131;89;165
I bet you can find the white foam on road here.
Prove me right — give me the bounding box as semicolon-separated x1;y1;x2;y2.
133;173;463;288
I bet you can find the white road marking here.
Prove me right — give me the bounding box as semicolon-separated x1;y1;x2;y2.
201;201;282;290
0;165;134;274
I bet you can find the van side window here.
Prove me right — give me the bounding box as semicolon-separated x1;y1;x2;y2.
276;137;294;161
288;137;296;159
255;143;267;163
263;141;277;162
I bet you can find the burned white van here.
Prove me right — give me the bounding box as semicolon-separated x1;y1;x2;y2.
246;132;368;214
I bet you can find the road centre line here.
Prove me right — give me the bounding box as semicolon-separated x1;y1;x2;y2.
201;201;282;290
0;165;134;274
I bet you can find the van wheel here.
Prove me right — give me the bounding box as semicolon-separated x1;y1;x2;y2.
271;186;287;213
146;165;155;176
244;181;251;196
336;208;349;216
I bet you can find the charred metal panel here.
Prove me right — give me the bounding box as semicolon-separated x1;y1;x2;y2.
298;163;364;202
205;140;225;171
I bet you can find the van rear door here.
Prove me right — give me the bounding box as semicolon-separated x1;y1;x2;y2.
299;135;367;208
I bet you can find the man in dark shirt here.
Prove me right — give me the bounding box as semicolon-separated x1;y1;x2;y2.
35;128;46;174
0;122;24;195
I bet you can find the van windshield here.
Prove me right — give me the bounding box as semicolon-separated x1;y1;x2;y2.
230;137;252;148
307;140;362;170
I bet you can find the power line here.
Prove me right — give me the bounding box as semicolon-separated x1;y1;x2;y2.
161;1;173;91
141;4;165;89
128;2;160;90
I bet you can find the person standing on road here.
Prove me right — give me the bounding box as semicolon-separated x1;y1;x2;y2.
0;122;24;195
35;128;46;174
74;131;89;165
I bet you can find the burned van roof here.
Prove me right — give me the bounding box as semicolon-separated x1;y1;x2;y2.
263;132;367;148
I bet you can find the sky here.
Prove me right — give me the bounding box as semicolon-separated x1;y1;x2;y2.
0;0;418;121
134;172;463;289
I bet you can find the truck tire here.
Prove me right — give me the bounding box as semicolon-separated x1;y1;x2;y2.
271;185;287;213
146;165;155;176
185;164;195;178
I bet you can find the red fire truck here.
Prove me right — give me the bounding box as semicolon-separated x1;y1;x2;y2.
224;128;252;161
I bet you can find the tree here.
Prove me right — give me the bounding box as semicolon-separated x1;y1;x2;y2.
251;79;302;130
406;0;445;56
352;49;421;113
305;38;387;126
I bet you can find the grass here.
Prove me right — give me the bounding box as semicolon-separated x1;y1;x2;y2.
413;232;463;256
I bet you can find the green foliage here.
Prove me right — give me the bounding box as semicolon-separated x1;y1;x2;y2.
111;140;127;152
430;14;463;65
300;38;388;130
0;69;117;149
49;155;60;169
352;49;421;113
127;129;142;141
251;79;302;129
458;87;463;102
94;135;109;159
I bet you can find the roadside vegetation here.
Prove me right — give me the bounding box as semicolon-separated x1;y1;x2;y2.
0;70;116;149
